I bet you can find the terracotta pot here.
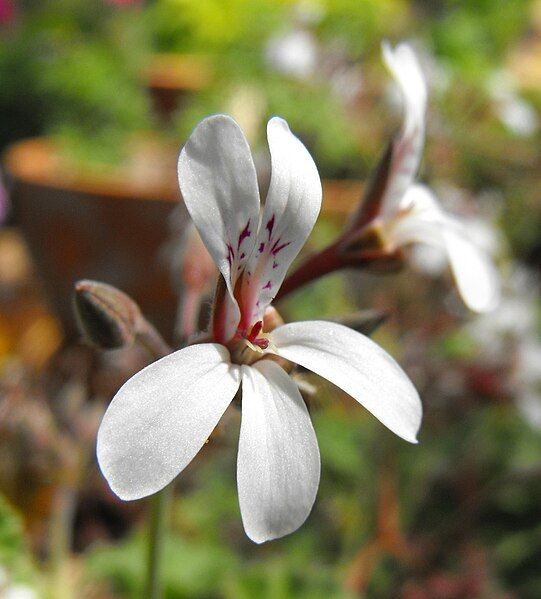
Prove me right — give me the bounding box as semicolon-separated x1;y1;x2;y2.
321;179;364;221
4;137;186;341
145;53;214;121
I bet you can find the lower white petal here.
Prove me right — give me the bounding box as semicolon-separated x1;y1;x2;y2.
271;321;422;443
443;227;500;313
97;344;240;500
238;360;320;543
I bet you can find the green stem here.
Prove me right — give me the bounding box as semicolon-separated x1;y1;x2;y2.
49;483;77;599
145;484;173;599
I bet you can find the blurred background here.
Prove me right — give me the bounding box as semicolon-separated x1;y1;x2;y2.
1;0;541;597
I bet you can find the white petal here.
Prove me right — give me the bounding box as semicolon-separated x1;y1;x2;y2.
381;42;427;216
271;321;422;443
399;182;443;215
97;344;240;500
178;115;261;336
237;360;320;543
390;185;446;248
443;226;500;313
391;186;501;313
239;117;322;327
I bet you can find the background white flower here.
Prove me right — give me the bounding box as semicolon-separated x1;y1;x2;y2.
374;42;501;313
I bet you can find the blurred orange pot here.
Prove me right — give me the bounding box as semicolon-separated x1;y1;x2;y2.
5;134;363;340
320;179;363;222
146;53;214;121
4;137;185;341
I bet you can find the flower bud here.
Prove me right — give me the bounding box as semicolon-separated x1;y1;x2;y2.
180;223;216;293
73;280;142;349
343;138;394;235
263;306;284;332
177;223;217;341
339;221;388;256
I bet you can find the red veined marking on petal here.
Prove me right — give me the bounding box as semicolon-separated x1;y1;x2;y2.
237;219;252;250
271;239;291;256
258;242;265;253
226;243;234;267
272;261;278;269
266;215;275;238
262;280;272;290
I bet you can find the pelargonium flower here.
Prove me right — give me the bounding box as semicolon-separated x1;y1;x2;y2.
97;115;422;543
345;43;500;313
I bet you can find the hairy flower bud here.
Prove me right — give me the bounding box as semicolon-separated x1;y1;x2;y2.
176;223;217;341
73;280;142;349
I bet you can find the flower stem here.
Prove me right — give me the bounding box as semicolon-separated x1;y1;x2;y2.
136;317;171;359
48;483;77;599
145;483;173;599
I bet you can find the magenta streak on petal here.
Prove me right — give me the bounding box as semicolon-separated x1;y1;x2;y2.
271;239;291;256
266;215;275;238
237;220;252;251
258;242;265;254
272;261;279;269
226;243;234;267
262;280;272;290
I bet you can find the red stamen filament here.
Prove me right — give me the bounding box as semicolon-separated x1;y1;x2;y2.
246;320;269;349
247;320;263;343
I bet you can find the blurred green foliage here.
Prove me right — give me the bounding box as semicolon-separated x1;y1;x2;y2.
427;0;531;78
1;1;541;597
83;395;541;597
0;0;538;183
146;0;287;54
0;494;37;585
0;0;152;163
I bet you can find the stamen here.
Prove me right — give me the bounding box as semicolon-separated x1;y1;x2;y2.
253;338;269;350
247;320;263;343
245;320;271;351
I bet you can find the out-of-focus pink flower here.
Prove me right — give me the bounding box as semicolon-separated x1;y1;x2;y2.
0;0;16;24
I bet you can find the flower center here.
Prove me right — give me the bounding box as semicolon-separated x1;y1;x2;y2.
245;320;269;350
228;320;273;365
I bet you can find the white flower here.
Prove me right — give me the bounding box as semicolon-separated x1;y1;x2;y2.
488;70;539;138
266;28;318;79
97;115;422;543
4;585;38;599
373;42;500;313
